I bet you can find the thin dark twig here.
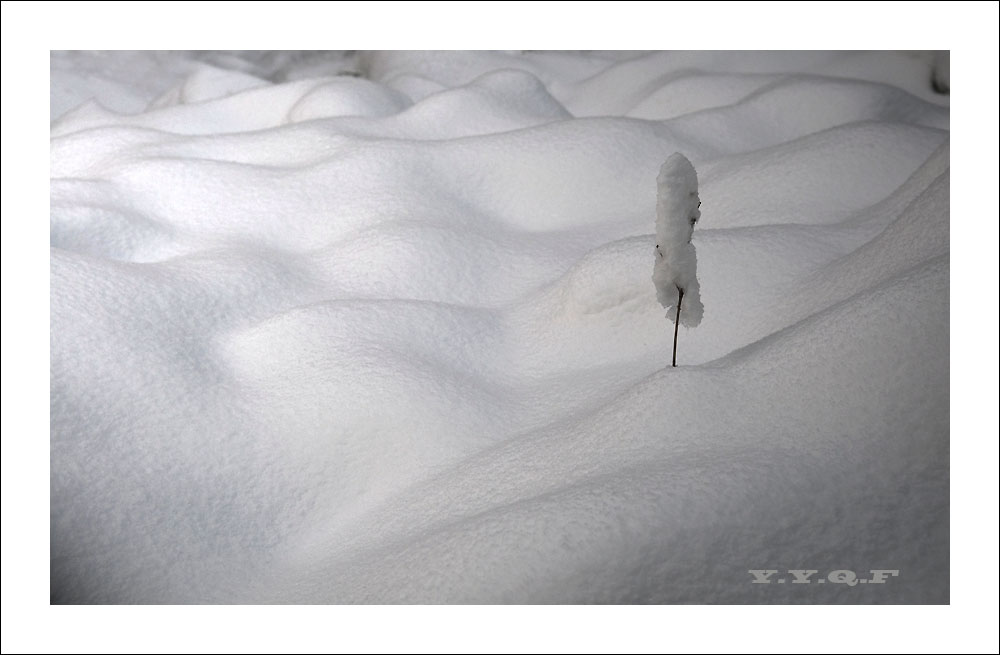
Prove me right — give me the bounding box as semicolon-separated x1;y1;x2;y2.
672;286;683;367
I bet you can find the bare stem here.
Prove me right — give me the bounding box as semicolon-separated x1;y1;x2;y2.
672;286;684;367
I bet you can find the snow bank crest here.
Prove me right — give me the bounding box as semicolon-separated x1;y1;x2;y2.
653;153;703;326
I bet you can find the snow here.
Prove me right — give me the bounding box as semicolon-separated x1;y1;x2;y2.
49;50;950;604
653;152;703;327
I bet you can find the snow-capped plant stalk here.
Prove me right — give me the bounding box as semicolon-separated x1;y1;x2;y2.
652;153;703;367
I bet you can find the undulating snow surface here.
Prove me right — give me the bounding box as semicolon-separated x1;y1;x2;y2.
50;51;949;603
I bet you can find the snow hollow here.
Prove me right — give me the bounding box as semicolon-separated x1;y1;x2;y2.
50;50;950;604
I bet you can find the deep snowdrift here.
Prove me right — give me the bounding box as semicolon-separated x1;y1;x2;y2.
50;50;949;603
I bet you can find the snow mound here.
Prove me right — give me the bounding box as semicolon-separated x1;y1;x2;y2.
50;51;949;603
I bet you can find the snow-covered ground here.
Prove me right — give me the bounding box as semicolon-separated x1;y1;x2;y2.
50;50;951;604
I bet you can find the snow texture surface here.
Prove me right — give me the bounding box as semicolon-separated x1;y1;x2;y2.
653;152;703;326
50;50;949;604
